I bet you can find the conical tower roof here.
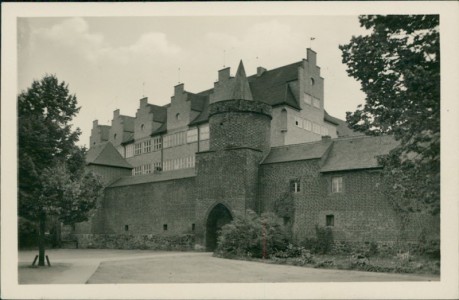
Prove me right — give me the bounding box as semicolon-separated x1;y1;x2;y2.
231;60;253;101
210;60;254;103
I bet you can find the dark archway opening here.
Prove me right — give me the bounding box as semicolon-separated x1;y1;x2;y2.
205;204;233;251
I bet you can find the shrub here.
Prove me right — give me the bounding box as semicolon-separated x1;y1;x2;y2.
215;210;289;259
302;226;334;254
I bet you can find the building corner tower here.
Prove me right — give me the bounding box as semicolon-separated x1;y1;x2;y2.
195;61;272;250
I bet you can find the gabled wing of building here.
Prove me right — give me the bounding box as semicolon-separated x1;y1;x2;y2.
86;141;132;169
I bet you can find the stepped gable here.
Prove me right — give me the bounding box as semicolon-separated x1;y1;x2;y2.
320;135;399;172
86;142;132;169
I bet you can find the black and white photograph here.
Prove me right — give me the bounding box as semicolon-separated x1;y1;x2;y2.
2;2;458;299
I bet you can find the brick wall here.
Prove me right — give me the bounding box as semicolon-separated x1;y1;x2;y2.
260;160;405;243
101;177;196;235
208;99;272;156
195;148;264;245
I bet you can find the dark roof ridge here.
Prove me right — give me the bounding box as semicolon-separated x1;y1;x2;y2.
332;134;394;142
247;60;302;79
270;139;330;150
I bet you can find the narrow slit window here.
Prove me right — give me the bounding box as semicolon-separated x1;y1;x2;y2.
326;215;334;227
163;224;168;231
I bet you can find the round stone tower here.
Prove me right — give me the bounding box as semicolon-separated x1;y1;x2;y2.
195;61;273;250
208;60;272;157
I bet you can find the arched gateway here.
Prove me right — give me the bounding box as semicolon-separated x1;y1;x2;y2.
205;203;233;251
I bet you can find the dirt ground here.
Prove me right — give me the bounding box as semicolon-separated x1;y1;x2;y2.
17;249;438;284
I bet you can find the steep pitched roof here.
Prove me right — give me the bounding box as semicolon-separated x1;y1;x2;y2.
320;135;399;172
262;139;333;164
147;104;167;123
324;111;363;138
248;61;302;108
110;168;196;187
86;142;132;169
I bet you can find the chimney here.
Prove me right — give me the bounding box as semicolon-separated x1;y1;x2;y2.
92;119;98;128
218;67;230;82
140;97;148;107
114;109;120;118
257;67;267;77
307;48;317;66
174;83;184;95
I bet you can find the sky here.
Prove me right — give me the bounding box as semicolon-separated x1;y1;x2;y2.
18;16;369;147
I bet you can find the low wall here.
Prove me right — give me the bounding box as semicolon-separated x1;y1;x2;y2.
74;233;195;251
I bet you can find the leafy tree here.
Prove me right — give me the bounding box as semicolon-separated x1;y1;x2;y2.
339;15;440;215
18;75;104;266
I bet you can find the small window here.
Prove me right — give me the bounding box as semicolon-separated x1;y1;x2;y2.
124;225;129;231
326;215;334;227
313;97;321;109
163;224;168;231
332;177;343;193
134;143;142;155
114;133;117;140
310;77;315;86
140;124;145;131
192;224;195;231
290;179;301;193
176;113;181;120
303;93;312;105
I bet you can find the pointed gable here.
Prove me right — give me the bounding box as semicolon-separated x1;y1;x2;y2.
86;142;132;169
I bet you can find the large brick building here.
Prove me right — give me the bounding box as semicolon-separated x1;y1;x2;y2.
75;49;438;250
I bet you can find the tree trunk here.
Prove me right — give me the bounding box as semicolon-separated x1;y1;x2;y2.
38;212;46;266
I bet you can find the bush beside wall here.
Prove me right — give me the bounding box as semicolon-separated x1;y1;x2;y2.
74;233;195;251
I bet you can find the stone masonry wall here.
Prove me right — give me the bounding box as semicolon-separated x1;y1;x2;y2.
194;148;264;246
101;177;196;235
259;160;403;243
208;100;272;156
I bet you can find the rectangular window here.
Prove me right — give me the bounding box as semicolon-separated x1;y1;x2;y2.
303;119;312;131
143;140;152;153
313;97;321;109
153;136;162;151
133;166;142;176
153;161;162;171
326;215;335;227
187;128;198;143
125;144;135;158
163;132;186;148
303;93;312;105
321;126;329;136
200;125;209;140
332;177;343;193
294;116;302;128
134;143;142;155
290;179;301;193
143;164;151;175
313;123;321;134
